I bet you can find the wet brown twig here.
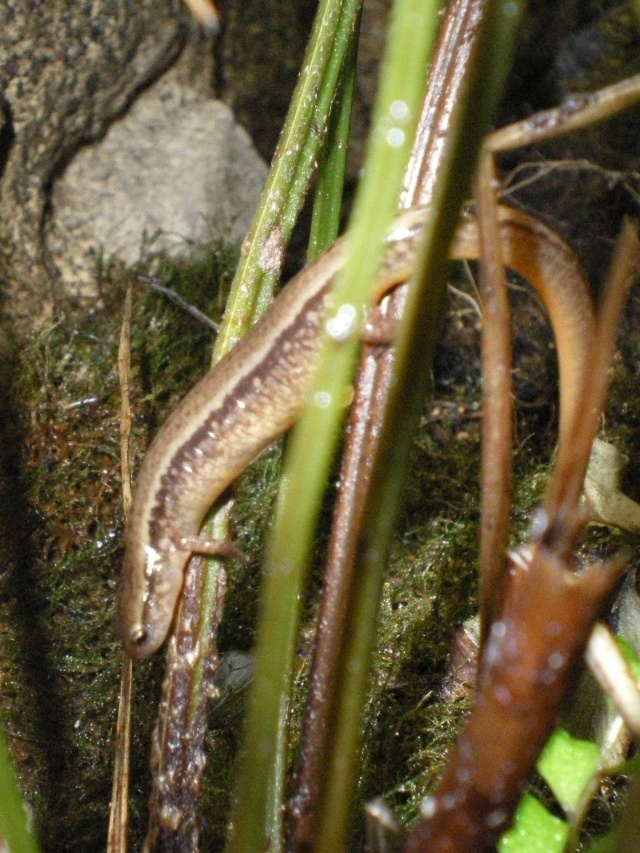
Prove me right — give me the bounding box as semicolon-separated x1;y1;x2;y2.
143;555;227;851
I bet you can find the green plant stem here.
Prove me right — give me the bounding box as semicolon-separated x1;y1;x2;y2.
215;0;365;356
313;2;528;851
307;12;360;259
188;506;232;706
228;1;444;852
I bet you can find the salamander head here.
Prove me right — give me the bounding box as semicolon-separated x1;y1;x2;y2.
123;614;166;660
118;532;189;659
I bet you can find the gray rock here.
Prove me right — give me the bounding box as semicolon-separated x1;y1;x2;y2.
48;81;266;296
0;0;194;317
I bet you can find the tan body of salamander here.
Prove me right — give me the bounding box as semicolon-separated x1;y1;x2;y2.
118;205;595;658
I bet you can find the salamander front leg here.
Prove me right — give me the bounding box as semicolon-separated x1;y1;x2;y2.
167;525;249;563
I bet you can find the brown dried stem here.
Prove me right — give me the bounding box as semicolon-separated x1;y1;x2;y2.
401;220;639;853
475;149;513;648
109;285;134;853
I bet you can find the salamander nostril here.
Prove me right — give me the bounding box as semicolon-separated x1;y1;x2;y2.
131;627;148;646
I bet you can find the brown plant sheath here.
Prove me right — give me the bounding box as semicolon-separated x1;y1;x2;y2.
402;544;625;853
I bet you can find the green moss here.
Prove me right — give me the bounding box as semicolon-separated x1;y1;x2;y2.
0;243;240;850
1;244;638;850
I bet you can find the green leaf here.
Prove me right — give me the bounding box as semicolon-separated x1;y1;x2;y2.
616;635;640;682
537;727;601;813
498;794;568;853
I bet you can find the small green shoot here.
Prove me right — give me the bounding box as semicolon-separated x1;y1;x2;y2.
498;728;599;853
499;634;640;852
498;793;568;853
537;728;601;814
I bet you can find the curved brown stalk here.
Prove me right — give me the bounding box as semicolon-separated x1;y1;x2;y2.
541;220;640;553
489;73;640;155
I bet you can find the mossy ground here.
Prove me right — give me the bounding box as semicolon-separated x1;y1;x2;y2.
0;234;639;851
